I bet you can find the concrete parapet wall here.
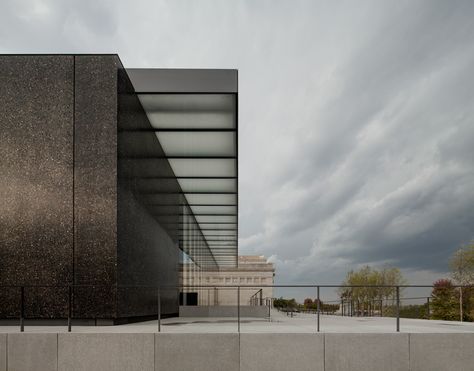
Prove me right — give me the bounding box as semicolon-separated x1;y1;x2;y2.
0;334;5;371
240;333;324;371
409;333;474;371
2;332;474;370
325;333;409;371
7;333;57;371
179;305;269;318
155;334;239;371
58;333;154;371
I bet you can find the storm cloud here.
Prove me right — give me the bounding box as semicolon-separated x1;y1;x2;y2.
1;0;473;284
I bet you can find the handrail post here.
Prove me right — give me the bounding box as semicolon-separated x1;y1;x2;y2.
268;297;271;321
20;286;24;332
68;285;72;332
157;286;161;333
396;286;400;332
317;285;320;332
237;286;240;333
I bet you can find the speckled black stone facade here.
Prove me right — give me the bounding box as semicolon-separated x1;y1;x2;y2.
0;55;179;321
73;56;119;318
0;56;74;318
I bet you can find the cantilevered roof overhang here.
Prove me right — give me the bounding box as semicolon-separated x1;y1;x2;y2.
126;69;238;268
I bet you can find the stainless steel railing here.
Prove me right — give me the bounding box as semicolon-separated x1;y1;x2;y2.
0;284;471;333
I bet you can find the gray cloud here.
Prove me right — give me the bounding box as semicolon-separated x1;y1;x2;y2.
1;0;473;285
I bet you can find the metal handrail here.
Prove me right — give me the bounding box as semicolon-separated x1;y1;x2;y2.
249;288;263;306
1;283;470;333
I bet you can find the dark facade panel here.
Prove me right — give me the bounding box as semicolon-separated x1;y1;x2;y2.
0;56;74;317
73;56;120;318
74;55;118;286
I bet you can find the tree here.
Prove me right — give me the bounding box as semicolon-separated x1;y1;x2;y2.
321;303;340;314
273;297;298;311
339;265;405;316
303;298;313;308
430;279;459;321
450;241;474;321
398;304;429;319
381;267;405;303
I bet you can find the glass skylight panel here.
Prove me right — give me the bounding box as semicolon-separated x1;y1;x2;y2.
195;215;237;223
199;224;237;230
156;132;236;157
146;112;235;129
138;94;236;129
182;242;235;248
206;239;237;245
168;159;236;177
190;205;237;215
178;178;236;193
202;229;237;237
208;253;237;258
204;236;236;241
207;245;237;249
139;94;235;113
185;194;236;205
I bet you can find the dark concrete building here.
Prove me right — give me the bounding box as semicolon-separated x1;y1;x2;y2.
0;55;238;323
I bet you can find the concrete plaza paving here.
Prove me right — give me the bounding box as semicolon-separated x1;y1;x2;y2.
1;310;474;333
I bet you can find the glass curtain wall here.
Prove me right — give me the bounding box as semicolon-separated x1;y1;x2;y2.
137;91;238;305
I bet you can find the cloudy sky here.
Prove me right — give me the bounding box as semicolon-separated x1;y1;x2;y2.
2;0;473;286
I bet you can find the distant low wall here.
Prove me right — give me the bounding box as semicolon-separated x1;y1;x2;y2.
1;333;474;371
179;305;269;318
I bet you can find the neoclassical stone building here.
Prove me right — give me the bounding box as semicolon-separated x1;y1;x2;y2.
180;255;275;306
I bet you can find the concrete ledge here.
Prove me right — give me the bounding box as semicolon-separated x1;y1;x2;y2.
240;333;324;371
179;305;268;318
0;334;5;371
325;333;409;371
7;333;57;371
3;332;474;371
58;333;154;371
410;333;474;371
155;333;239;371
